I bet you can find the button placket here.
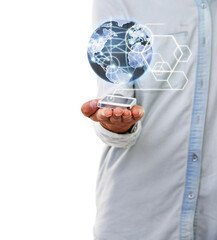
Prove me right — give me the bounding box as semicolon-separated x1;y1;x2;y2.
180;0;212;238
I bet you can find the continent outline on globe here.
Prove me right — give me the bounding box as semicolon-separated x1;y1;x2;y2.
87;20;153;85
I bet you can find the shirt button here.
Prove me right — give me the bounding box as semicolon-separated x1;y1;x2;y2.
193;154;198;162
201;2;207;9
188;192;195;199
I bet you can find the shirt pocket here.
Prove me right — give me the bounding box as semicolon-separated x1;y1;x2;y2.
136;30;190;90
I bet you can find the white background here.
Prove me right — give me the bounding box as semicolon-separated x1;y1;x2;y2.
0;0;104;239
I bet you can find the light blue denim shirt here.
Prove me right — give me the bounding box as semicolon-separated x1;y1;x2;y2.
92;0;217;239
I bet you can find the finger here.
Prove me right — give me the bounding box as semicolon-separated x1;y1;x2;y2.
131;106;145;121
113;107;124;117
90;108;113;122
122;109;132;123
81;99;99;117
110;107;124;124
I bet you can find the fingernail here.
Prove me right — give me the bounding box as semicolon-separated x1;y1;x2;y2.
90;100;98;110
133;110;140;116
114;110;123;116
104;109;112;117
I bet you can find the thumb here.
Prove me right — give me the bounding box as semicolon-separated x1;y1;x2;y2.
81;99;99;117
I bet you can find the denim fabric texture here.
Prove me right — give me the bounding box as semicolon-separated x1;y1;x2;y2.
92;0;217;239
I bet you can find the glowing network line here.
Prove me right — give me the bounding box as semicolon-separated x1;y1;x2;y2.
89;21;192;91
111;33;192;92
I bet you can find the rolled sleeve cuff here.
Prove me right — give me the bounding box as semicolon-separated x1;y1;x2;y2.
93;121;142;148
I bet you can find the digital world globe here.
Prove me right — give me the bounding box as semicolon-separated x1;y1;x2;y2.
87;20;153;85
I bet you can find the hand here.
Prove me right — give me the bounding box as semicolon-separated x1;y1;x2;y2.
81;99;145;133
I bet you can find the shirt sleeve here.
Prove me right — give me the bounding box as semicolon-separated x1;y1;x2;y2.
93;121;142;148
92;0;143;148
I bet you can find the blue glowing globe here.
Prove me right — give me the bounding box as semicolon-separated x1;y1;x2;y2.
87;20;153;85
